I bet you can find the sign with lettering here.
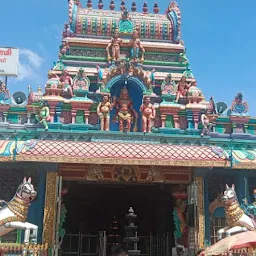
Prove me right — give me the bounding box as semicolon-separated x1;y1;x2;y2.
0;47;19;77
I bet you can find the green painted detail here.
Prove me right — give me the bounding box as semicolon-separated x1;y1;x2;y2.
62;103;72;111
76;110;85;124
247;126;255;134
82;17;86;34
63;55;106;62
8;114;19;124
119;19;133;34
70;46;106;51
249;119;256;124
178;110;187;117
9;107;27;112
59;204;67;240
90;104;98;111
92;18;97;34
16;229;22;243
215;125;225;134
150;21;155;38
166;115;174;128
102;18;107;35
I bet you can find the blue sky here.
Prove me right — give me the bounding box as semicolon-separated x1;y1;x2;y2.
1;0;256;115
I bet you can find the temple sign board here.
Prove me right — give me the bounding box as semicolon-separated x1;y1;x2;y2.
0;47;19;77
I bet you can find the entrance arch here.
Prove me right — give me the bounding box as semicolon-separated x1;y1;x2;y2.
107;75;146;132
105;75;148;94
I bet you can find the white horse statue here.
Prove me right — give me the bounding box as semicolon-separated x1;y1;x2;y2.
0;177;38;244
217;184;256;240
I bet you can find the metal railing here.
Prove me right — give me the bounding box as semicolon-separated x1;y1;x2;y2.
61;232;171;256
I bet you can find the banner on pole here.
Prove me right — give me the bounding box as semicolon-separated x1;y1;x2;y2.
0;47;19;77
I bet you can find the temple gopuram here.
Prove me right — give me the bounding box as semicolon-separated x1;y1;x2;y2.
1;1;256;256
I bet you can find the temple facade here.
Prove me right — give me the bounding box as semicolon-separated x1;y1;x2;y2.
0;1;256;256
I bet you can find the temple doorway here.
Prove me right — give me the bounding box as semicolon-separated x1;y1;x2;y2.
61;182;175;256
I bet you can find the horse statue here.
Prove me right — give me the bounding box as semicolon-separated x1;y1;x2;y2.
217;184;256;240
0;177;38;244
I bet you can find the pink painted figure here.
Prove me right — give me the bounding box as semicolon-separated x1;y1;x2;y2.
175;76;189;102
60;41;70;56
97;94;113;131
113;87;138;132
60;69;73;96
129;29;145;61
106;29;123;62
140;97;156;133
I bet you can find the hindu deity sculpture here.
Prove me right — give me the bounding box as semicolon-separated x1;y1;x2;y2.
113;87;138;132
140;97;155;133
175;76;190;102
161;74;177;101
97;94;113;131
60;41;70;56
106;28;123;62
200;113;212;137
35;101;50;131
173;198;188;248
230;92;249;116
128;29;145;62
73;68;90;97
60;69;73;97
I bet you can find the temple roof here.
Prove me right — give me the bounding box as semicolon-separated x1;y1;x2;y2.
0;139;228;167
68;0;181;43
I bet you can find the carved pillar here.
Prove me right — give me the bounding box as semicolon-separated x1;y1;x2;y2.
55;105;62;123
161;114;166;128
27;113;31;124
3;112;7;123
173;114;180;129
193;111;200;129
49;107;55;123
84;110;90;124
186;110;193;129
195;176;204;249
43;172;58;246
71;109;77;124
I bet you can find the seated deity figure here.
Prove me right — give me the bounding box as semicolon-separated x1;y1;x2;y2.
106;28;123;62
113;87;138;132
161;74;176;97
129;29;145;62
60;69;73;97
175;76;190;102
97;94;113;131
140;97;155;133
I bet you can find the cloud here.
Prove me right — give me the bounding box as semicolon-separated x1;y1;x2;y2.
19;49;44;69
16;49;45;82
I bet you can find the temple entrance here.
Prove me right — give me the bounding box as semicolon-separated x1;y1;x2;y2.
61;182;175;256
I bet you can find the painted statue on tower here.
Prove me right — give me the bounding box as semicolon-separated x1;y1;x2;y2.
97;94;113;131
35;101;50;131
129;29;145;62
140;97;155;133
106;28;123;62
60;69;73;97
112;87;138;132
